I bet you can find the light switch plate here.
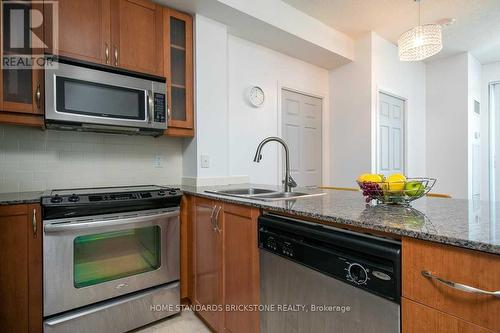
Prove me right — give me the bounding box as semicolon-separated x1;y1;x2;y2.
201;155;210;168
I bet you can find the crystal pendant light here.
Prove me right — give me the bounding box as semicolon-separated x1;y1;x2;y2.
398;0;442;61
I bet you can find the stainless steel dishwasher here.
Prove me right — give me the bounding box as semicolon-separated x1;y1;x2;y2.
259;214;401;333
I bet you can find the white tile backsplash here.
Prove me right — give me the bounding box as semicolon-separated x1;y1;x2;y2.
0;125;183;193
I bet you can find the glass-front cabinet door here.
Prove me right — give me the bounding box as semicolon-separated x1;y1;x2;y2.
74;225;161;288
164;8;193;136
1;1;44;115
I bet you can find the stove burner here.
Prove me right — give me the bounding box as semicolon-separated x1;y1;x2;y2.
50;195;63;203
68;194;79;202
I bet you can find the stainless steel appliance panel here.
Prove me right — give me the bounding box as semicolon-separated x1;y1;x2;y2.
45;62;166;131
260;251;400;333
43;208;179;316
44;282;180;333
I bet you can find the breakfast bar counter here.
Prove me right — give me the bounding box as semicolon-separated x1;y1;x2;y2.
181;184;500;255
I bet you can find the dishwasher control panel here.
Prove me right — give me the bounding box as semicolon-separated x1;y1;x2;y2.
258;214;401;303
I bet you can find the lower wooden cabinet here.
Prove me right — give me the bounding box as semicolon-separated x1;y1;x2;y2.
402;238;500;333
0;204;42;333
402;298;494;333
190;196;260;333
222;203;260;333
192;196;223;331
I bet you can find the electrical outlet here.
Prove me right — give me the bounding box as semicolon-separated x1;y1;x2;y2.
153;155;162;168
201;155;210;168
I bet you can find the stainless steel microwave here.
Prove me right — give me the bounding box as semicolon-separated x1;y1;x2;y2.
45;61;167;136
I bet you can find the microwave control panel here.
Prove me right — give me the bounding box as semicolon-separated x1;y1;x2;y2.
154;93;166;123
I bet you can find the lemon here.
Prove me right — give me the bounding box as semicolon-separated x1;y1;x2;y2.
357;173;384;183
387;173;406;192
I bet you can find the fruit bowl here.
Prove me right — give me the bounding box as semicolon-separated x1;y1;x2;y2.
357;177;436;205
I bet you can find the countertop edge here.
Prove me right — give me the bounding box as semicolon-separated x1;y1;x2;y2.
183;190;500;256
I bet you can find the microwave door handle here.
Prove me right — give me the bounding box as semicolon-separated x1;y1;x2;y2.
147;90;154;124
44;209;179;233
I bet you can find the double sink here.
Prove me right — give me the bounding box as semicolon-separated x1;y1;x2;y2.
205;187;325;201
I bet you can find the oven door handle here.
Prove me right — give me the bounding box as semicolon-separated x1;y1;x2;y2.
44;210;179;233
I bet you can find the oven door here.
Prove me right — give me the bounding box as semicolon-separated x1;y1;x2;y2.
43;208;179;316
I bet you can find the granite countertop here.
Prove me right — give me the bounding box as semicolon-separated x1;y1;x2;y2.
0;191;43;205
181;184;500;255
1;185;498;255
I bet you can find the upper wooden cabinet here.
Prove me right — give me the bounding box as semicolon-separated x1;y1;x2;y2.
164;9;194;137
49;0;163;77
44;0;111;65
111;0;164;76
0;204;42;333
0;1;44;127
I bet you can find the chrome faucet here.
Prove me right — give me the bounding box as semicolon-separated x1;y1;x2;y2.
253;137;297;192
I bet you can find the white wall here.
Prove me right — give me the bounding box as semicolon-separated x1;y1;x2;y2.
481;61;500;201
182;15;234;186
468;54;482;199
329;32;426;188
329;34;372;188
426;53;469;198
0;125;183;193
184;14;330;186
371;32;426;178
227;35;329;185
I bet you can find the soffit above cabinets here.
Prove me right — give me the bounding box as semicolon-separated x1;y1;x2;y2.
153;0;354;69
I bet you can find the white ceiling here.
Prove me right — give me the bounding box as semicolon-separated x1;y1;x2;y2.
281;0;500;64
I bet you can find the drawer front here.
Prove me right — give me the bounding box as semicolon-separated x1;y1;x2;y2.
402;238;500;332
402;298;494;333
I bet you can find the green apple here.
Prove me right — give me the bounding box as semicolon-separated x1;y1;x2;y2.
404;181;425;197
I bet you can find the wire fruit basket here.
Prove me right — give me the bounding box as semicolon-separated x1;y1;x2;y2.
357;177;436;205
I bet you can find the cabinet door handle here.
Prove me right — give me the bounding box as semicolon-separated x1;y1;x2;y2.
422;271;500;298
105;43;110;64
209;205;217;230
32;208;37;237
35;83;41;109
114;46;119;66
214;206;222;233
167;107;172;120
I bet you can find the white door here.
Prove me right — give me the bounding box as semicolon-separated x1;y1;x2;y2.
377;92;405;177
281;89;322;187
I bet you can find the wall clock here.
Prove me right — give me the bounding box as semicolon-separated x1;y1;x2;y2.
248;86;265;107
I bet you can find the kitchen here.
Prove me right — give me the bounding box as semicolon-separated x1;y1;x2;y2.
0;0;499;333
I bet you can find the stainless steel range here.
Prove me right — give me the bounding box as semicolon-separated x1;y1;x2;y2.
41;185;182;333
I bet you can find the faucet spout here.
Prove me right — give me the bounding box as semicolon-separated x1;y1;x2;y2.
253;137;297;192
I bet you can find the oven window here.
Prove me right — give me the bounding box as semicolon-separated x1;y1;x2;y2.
74;226;160;288
56;77;146;120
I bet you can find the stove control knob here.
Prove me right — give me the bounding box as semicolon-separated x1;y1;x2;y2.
348;263;368;285
50;195;63;203
68;194;80;202
158;190;166;196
